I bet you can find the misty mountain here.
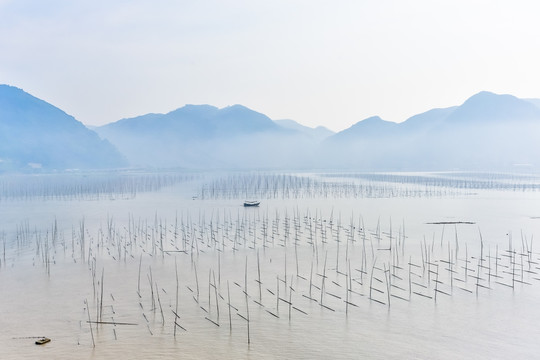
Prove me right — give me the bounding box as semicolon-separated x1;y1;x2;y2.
99;104;283;140
398;107;457;132
0;85;126;171
321;91;540;170
522;98;540;110
327;116;399;142
445;91;540;124
96;104;320;169
274;119;334;141
3;85;540;172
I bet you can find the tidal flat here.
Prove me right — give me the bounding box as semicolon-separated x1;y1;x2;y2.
1;171;540;359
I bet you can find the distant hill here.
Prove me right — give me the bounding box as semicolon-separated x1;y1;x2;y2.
3;85;540;172
399;107;457;132
0;85;126;171
523;98;540;110
444;91;540;124
327;116;399;142
96;104;319;169
321;91;540;170
99;104;283;140
274;119;334;141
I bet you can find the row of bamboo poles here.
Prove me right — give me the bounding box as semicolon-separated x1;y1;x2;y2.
3;207;539;347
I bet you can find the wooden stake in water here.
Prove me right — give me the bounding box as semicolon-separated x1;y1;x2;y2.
155;282;165;325
434;263;439;303
309;257;314;299
194;263;200;303
369;258;377;300
213;270;220;324
257;251;262;303
408;256;412;299
227;281;232;333
148;267;155;311
99;269;104;322
384;263;391;307
288;274;293;321
137;254;142;298
345;260;350;315
174;258;179;337
320;251;328;305
208;270;212;314
85;299;95;347
295;242;299;277
276;276;280;314
245;257;251;345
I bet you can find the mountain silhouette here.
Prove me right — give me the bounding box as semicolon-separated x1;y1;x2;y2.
274;119;334;141
2;85;540;172
321;91;540;170
0;85;126;171
95;104;307;168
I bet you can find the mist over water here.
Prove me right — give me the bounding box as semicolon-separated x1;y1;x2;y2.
1;171;540;359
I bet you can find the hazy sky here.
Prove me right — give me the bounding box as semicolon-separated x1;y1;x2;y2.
2;0;540;131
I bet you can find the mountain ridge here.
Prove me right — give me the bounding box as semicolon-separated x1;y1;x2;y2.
2;86;540;171
321;91;540;170
0;84;127;171
274;119;334;140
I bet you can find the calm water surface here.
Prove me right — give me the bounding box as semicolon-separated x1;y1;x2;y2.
1;171;540;359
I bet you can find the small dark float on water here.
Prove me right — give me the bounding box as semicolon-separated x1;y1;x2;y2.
35;337;51;345
243;201;260;207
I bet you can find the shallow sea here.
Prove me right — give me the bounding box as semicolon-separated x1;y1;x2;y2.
1;171;540;359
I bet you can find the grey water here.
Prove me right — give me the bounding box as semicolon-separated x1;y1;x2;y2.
1;171;540;359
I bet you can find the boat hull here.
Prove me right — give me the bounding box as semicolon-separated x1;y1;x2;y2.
35;337;51;345
243;201;260;207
